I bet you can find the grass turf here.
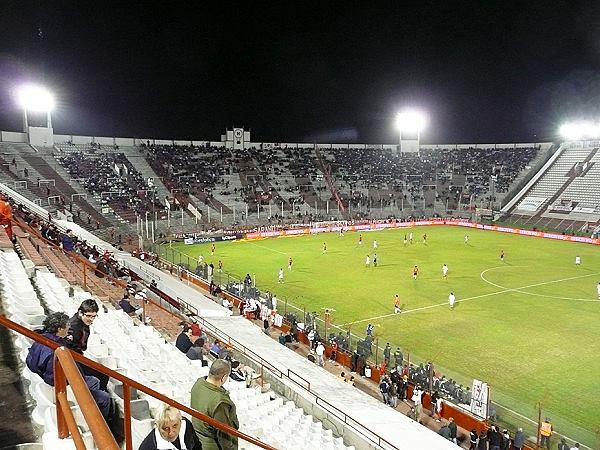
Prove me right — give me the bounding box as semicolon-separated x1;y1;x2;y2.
165;226;600;444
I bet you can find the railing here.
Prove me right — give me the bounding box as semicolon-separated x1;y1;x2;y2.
0;315;277;450
141;269;401;450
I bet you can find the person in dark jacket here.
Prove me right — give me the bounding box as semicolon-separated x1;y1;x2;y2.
438;421;452;440
26;312;112;419
488;425;502;450
469;429;478;450
477;430;488;450
186;338;208;366
138;403;201;450
448;417;458;444
512;427;525;450
66;299;109;391
176;325;194;354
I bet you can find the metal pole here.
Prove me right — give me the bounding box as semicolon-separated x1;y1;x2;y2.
220;206;223;223
537;402;542;449
281;201;284;217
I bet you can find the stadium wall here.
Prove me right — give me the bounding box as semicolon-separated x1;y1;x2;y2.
244;219;600;245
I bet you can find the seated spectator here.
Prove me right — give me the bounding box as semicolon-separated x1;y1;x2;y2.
186;339;208;366
175;325;194;354
118;291;142;319
222;298;233;311
209;340;222;359
66;300;109;392
26;312;116;425
138;403;201;450
229;361;246;382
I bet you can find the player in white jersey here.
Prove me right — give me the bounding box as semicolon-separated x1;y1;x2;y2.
365;255;370;267
464;235;469;245
373;240;378;249
278;268;284;283
448;292;456;309
597;282;600;299
442;264;449;279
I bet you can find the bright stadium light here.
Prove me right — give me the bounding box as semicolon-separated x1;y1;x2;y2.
16;83;55;132
396;108;427;154
559;121;600;140
396;109;427;134
17;84;55;112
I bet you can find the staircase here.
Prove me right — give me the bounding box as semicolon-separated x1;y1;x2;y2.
118;146;170;201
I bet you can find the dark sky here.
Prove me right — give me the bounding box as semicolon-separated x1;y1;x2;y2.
2;1;600;144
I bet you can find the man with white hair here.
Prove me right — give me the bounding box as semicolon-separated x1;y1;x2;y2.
138;403;201;450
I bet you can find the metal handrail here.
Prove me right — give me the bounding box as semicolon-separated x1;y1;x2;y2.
152;268;400;450
0;315;277;450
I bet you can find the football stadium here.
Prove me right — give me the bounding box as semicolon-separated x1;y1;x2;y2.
2;4;600;450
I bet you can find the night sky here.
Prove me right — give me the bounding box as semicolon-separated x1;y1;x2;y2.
2;1;600;144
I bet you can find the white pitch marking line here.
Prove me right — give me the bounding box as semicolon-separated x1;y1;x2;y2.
339;267;600;327
248;241;288;255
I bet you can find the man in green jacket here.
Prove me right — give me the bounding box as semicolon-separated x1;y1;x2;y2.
191;359;239;450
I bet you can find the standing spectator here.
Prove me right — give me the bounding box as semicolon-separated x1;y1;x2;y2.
399;375;409;401
330;339;338;362
557;438;569;450
175;325;194;354
315;341;325;367
263;316;270;335
430;391;440;421
539;418;553;449
66;299;109;391
501;429;511;450
477;430;487;450
393;347;403;369
513;427;525;450
469;428;478;450
307;329;315;350
411;385;424;423
379;376;390;405
138;403;201;450
388;379;398;408
488;425;502;450
383;343;391;365
191;360;239;450
448;417;458;444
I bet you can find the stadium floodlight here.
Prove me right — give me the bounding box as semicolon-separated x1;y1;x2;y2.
559;121;600;140
395;109;427;134
17;84;55;112
16;83;55;132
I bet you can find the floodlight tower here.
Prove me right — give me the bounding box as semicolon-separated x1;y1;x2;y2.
17;84;55;131
395;109;427;154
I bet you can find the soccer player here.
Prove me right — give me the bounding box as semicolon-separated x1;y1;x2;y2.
597;282;600;299
339;227;345;237
422;233;427;245
358;234;363;245
448;292;456;309
218;260;223;273
373;253;378;267
211;243;216;256
278;268;284;284
409;232;413;244
403;235;408;246
412;265;419;280
500;250;505;262
288;257;293;271
373;240;378;249
575;255;581;266
394;295;401;314
323;242;327;254
365;254;370;267
464;235;469;245
442;264;449;279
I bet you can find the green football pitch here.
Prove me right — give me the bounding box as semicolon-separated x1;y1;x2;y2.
165;226;600;444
